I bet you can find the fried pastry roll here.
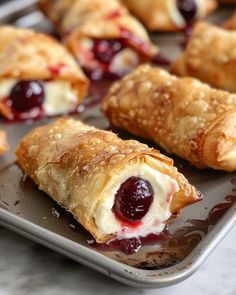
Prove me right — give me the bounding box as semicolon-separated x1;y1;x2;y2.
121;0;217;32
39;0;158;80
0;130;8;155
102;65;236;172
0;26;89;121
171;22;236;92
15;118;199;243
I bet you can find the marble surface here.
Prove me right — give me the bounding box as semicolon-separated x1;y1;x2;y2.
0;226;235;295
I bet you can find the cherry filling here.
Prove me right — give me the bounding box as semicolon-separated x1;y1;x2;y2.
93;39;125;64
177;0;197;23
86;34;145;80
9;80;45;112
112;176;154;223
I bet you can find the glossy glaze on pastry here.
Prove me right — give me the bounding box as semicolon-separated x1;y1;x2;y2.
39;0;158;80
102;65;236;172
171;22;236;92
15;118;200;243
121;0;217;31
0;26;89;121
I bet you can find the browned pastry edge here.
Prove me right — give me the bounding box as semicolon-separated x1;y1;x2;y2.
171;22;236;92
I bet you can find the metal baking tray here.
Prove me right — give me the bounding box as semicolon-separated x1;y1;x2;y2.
0;2;235;288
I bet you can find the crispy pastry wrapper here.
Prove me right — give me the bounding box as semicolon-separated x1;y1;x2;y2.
102;65;236;171
15;118;199;243
121;0;217;31
0;130;9;155
0;25;89;118
171;22;236;92
39;0;158;60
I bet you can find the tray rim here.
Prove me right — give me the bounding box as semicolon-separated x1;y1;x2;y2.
0;192;235;288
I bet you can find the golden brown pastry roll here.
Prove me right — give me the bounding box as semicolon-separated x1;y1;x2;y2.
39;0;158;80
15;118;199;243
102;65;236;172
121;0;217;32
171;22;236;92
0;130;8;155
0;26;89;121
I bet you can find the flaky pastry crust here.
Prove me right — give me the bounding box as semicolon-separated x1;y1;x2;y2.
39;0;158;59
171;22;236;92
102;65;236;171
15;118;199;243
121;0;217;31
0;26;89;98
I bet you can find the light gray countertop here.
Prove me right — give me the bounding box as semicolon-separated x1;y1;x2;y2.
0;225;235;295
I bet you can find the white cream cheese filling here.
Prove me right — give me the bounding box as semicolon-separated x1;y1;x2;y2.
109;48;139;76
167;0;205;28
0;79;77;116
94;161;179;239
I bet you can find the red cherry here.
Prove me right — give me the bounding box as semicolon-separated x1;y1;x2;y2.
177;0;197;23
93;39;124;64
113;177;154;222
9;80;45;112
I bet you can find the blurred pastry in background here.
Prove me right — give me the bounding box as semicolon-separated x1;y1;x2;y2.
39;0;158;80
120;0;217;32
223;11;236;30
0;26;89;121
0;130;8;155
171;22;236;92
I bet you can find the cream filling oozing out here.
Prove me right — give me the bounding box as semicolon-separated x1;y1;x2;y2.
94;161;179;239
0;79;77;116
78;38;140;75
167;0;205;28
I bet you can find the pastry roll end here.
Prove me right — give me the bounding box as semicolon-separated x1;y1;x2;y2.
16;118;200;243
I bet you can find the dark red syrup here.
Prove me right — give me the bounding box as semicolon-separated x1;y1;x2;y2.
89;231;168;255
47;63;68;76
20;168;236;265
180;23;194;48
152;54;171;66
